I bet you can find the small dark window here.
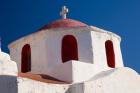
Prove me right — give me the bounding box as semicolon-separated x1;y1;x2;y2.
62;35;78;63
21;44;31;73
105;40;115;68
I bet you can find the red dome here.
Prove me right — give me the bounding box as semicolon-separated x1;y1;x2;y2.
39;18;87;30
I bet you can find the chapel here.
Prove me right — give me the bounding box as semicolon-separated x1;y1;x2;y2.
8;6;123;83
0;6;139;93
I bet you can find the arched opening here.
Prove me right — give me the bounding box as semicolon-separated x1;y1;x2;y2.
21;44;31;73
105;40;115;68
62;35;78;63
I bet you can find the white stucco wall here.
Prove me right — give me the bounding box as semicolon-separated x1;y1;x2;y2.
84;67;140;93
18;77;69;93
46;60;94;83
0;47;139;93
8;27;93;81
0;50;17;76
8;31;48;73
90;26;123;69
8;26;124;82
17;67;140;93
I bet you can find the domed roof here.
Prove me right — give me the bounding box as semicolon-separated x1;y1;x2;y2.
39;18;88;30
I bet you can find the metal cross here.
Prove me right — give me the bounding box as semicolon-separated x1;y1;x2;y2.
60;6;69;19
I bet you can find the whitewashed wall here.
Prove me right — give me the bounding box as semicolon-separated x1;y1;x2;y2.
84;67;140;93
90;26;124;69
0;50;17;76
18;77;69;93
16;67;140;93
8;27;93;81
8;31;47;73
8;26;124;83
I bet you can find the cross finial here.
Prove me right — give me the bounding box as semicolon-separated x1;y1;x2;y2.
60;6;69;19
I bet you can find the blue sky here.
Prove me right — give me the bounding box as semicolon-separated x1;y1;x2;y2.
0;0;140;73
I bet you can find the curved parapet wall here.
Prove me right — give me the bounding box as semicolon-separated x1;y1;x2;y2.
0;51;17;76
84;67;140;93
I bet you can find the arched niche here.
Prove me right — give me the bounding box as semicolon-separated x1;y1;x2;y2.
105;40;115;68
62;35;78;63
21;44;31;73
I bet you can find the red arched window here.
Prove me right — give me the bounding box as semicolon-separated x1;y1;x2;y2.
21;44;31;73
62;35;78;63
105;40;115;68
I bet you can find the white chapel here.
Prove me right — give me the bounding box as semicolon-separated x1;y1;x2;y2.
0;6;139;93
